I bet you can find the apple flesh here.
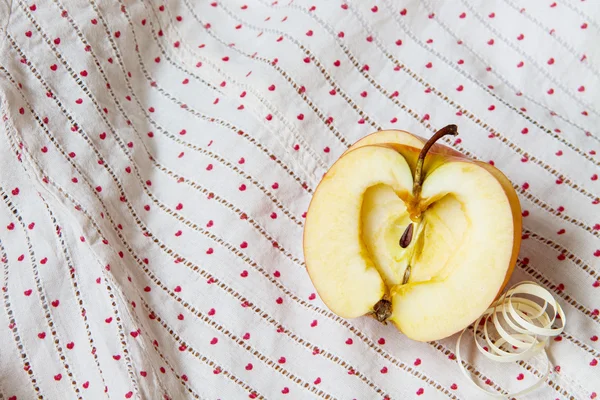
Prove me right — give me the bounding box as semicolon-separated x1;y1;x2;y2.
303;127;521;342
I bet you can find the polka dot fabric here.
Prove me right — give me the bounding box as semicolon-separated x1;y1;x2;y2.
0;0;599;399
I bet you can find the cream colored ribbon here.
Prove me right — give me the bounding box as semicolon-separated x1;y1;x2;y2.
456;282;566;397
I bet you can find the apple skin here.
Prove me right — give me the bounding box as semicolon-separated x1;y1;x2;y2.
346;130;522;298
474;161;522;298
303;129;522;338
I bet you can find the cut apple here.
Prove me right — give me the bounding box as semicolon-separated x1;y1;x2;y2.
303;126;521;342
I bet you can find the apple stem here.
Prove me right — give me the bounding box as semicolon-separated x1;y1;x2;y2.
412;125;459;209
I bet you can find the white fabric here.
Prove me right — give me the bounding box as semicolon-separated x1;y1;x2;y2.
0;0;598;399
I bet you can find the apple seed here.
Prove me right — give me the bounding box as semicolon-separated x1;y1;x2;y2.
399;223;414;248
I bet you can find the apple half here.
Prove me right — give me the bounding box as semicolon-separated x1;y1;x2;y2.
303;126;522;341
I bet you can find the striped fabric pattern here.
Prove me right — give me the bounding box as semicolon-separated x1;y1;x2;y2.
0;0;598;398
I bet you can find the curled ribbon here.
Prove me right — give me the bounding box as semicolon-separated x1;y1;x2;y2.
456;281;566;397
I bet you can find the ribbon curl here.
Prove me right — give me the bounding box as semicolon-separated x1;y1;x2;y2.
456;281;566;397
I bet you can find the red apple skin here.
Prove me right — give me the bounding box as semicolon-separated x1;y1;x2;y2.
304;129;522;318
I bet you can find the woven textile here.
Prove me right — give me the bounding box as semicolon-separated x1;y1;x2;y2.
0;0;599;398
